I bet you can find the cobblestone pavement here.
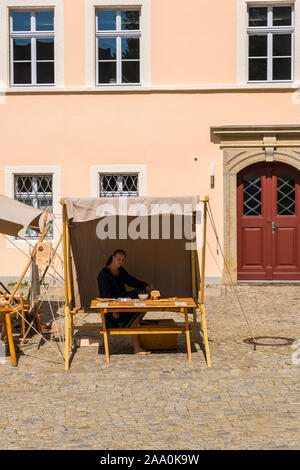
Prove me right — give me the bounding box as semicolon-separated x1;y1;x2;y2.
0;285;299;450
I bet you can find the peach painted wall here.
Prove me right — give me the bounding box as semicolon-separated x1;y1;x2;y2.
1;89;300;278
151;0;237;85
64;0;86;87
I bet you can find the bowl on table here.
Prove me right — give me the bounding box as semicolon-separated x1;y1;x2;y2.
138;293;149;301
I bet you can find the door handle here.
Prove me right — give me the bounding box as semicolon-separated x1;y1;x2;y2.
272;222;276;235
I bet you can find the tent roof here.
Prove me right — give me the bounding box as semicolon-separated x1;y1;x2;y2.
65;196;199;223
0;194;49;237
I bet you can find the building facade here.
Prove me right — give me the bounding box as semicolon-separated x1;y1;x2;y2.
0;0;300;284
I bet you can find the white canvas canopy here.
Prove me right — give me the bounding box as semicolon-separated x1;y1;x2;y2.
63;196;202;308
0;194;50;238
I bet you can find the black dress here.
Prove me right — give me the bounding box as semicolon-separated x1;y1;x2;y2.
97;266;148;328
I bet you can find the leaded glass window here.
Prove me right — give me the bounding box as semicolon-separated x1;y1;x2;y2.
14;175;53;238
248;5;293;82
96;9;141;85
277;174;295;215
243;174;262;216
10;10;55;85
100;174;138;197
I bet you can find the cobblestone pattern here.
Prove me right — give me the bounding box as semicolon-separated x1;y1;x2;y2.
0;286;299;450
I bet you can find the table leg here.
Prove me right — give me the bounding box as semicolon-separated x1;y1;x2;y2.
1;312;7;341
193;309;198;344
5;312;17;367
65;307;70;371
101;309;110;364
183;308;192;363
70;312;74;350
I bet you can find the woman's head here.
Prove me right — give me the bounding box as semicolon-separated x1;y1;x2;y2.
106;249;126;268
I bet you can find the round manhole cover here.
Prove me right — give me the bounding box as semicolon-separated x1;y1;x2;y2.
243;336;295;347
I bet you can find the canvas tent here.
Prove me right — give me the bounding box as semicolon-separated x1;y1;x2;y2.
62;195;211;369
0;194;50;238
63;196;203;309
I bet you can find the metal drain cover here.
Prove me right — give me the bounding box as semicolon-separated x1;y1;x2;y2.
243;336;295;347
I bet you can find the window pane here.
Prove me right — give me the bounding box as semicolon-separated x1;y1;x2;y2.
122;61;140;83
36;38;54;60
97;10;116;30
273;58;291;80
249;7;268;27
122;38;140;59
12;11;31;31
37;62;54;84
98;62;116;84
98;38;116;60
36;11;54;31
249;35;267;57
249;59;267;81
273;34;291;57
273;7;292;26
121;10;140;30
277;174;295;215
13;38;31;61
13;62;31;84
243;174;262;216
100;174;138;197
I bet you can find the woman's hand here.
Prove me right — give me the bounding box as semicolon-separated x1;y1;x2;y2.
113;313;120;319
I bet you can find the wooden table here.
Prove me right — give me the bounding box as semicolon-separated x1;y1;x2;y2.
90;298;196;363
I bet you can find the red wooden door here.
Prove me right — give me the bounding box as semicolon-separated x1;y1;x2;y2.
237;162;300;280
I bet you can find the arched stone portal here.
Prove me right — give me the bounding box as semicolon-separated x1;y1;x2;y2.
211;125;300;284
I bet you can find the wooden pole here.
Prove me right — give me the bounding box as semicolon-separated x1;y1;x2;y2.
191;214;198;343
20;292;25;340
39;233;63;286
62;200;71;371
199;197;211;367
5;309;17;367
8;224;50;304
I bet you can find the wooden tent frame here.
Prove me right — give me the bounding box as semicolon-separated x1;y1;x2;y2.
61;196;211;370
0;209;52;366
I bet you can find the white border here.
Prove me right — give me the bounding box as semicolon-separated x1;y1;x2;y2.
90;164;147;197
85;0;151;88
0;0;64;89
237;0;299;84
5;165;62;248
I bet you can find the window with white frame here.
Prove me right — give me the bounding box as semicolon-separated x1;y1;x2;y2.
248;5;294;82
10;9;55;85
96;9;141;85
100;174;139;197
14;175;53;238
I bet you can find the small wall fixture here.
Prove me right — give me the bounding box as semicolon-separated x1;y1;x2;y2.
210;163;215;189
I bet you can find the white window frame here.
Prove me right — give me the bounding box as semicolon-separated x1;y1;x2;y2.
10;9;55;86
0;1;64;89
86;0;151;88
96;8;141;86
237;0;300;85
5;165;61;248
90;165;147;197
247;3;294;82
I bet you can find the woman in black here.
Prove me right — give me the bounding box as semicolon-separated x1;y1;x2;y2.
97;249;151;355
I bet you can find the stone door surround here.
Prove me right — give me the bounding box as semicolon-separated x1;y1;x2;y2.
211;125;300;284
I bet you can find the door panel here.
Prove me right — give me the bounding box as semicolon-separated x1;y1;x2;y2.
237;162;300;280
